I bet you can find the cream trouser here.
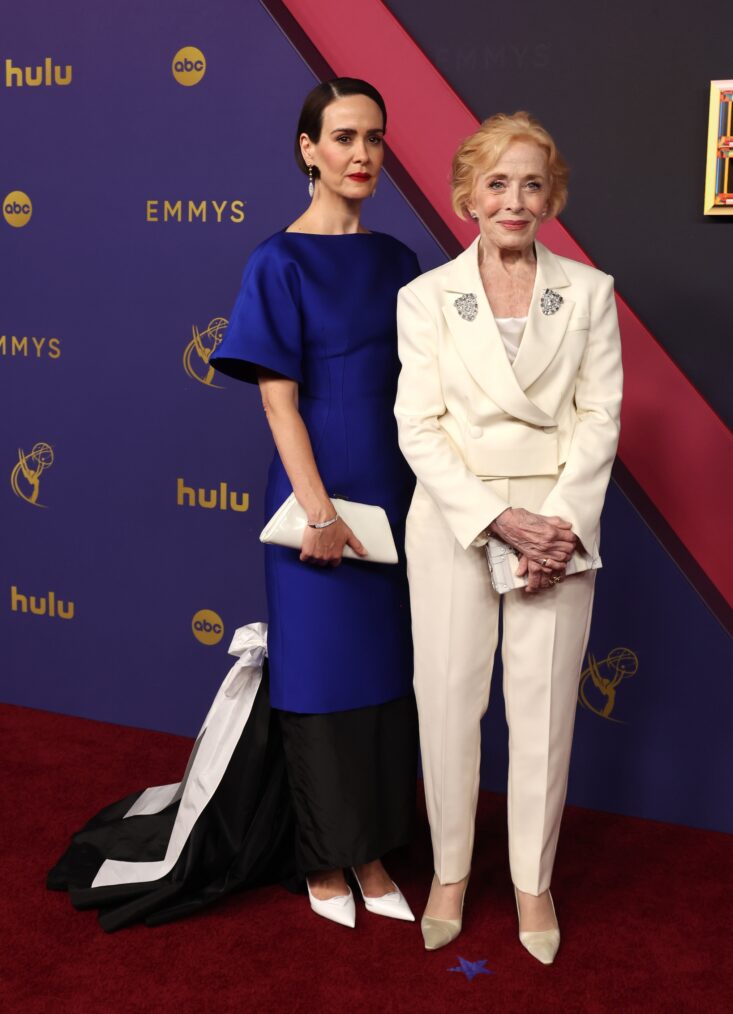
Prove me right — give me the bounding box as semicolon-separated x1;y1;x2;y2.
406;475;596;895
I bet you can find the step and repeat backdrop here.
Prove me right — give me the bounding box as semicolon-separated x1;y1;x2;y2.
3;0;731;834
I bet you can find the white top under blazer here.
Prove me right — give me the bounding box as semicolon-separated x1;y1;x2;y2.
495;316;527;365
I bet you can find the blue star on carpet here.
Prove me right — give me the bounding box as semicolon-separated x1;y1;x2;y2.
448;956;493;981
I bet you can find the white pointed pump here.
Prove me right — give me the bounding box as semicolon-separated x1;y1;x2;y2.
351;868;415;922
306;879;356;929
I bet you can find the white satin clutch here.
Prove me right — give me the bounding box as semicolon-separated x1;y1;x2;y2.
259;493;398;564
486;536;602;594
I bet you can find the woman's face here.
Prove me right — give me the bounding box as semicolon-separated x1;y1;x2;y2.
301;95;385;201
467;139;550;253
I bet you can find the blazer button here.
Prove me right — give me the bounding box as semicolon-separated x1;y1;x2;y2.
469;425;482;438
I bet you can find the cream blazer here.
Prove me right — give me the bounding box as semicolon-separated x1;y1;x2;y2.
395;238;623;555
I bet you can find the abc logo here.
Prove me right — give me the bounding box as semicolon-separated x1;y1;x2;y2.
172;46;206;87
3;191;32;228
191;608;224;645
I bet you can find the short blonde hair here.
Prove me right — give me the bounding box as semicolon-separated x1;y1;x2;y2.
451;111;569;220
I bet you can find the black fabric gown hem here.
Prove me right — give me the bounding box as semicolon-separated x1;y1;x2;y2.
47;669;418;932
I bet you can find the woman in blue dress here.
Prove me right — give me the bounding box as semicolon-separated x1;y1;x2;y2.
47;79;419;933
210;78;419;928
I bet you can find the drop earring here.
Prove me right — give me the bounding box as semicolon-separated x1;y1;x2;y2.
307;164;314;199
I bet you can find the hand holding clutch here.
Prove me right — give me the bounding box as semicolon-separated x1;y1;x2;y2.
486;536;601;594
260;493;399;565
299;514;367;566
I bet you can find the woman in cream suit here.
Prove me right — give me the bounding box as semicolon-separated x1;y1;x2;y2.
395;112;622;963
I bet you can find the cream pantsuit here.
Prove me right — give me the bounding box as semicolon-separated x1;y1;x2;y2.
395;238;623;895
406;477;595;893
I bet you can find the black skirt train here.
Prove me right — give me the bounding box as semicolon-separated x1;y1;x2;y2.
47;623;417;932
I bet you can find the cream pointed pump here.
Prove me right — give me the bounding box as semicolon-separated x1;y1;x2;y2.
420;874;469;951
514;886;560;965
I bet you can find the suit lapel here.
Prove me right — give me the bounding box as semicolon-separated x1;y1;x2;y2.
512;241;574;392
441;238;556;427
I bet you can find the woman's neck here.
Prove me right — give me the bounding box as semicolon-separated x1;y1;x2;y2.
478;237;536;275
288;189;367;235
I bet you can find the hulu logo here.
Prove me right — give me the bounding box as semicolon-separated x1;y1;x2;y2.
10;585;74;619
4;58;72;87
176;477;249;512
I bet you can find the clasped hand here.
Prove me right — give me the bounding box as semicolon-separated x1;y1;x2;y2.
300;517;367;567
489;507;578;594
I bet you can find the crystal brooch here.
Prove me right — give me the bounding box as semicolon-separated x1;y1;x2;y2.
454;293;478;321
540;288;563;315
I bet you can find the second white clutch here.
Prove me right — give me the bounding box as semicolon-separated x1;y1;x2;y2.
485;536;602;594
260;493;398;565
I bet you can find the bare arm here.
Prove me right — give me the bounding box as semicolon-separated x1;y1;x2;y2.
258;369;366;565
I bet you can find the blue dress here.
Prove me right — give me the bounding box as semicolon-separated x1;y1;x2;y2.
211;231;420;714
44;232;422;913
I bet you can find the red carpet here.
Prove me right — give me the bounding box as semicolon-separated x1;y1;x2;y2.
1;703;730;1013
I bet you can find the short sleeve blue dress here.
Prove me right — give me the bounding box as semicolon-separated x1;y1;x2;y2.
210;230;420;875
44;231;423;924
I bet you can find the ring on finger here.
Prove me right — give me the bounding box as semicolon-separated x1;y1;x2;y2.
541;557;549;567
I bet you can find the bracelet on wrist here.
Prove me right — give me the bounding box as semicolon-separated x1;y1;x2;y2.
307;514;339;530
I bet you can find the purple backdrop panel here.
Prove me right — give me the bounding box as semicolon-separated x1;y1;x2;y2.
1;0;443;734
2;0;731;834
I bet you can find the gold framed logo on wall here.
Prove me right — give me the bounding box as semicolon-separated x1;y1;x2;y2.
704;79;733;215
